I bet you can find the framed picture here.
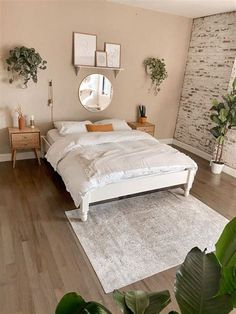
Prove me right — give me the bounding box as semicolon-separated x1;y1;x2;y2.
105;43;121;68
74;32;97;66
96;51;107;67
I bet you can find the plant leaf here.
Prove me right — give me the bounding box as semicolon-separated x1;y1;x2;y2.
219;108;228;123
125;291;149;314
210;126;221;138
113;290;132;314
175;247;233;314
233;77;236;92
210;114;221;125
81;302;112;314
144;290;171;314
55;292;86;314
215;217;236;267
219;266;236;295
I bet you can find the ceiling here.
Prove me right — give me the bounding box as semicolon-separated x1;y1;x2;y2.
108;0;236;18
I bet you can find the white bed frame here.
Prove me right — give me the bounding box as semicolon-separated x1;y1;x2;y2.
42;136;196;222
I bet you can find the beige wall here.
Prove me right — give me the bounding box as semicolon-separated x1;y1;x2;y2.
0;0;192;154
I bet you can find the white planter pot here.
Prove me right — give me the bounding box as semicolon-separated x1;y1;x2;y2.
211;162;224;174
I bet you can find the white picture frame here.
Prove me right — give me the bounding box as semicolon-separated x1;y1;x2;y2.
95;51;107;67
74;32;97;66
105;43;121;68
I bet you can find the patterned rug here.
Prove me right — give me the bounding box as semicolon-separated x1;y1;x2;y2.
66;188;228;293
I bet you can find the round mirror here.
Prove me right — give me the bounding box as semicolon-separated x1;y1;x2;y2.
79;74;113;112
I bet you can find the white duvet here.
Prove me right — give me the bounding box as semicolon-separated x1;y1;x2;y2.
46;130;197;207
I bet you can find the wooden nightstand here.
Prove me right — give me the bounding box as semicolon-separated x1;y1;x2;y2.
128;122;155;136
8;127;41;168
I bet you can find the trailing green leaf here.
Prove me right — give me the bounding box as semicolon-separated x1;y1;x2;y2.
143;57;167;95
5;46;47;87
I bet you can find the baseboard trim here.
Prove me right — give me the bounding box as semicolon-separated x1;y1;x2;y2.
223;165;236;178
159;138;173;144
0;151;37;162
173;139;236;178
173;139;212;161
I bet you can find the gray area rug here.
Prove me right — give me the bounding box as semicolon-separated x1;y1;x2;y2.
66;188;228;293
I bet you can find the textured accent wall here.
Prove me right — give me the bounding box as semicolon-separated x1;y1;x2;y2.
175;12;236;168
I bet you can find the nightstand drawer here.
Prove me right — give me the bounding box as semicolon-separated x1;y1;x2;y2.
137;126;154;133
128;122;155;137
146;131;155;136
11;132;40;148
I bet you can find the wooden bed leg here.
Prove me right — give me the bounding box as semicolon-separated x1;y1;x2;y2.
80;194;90;222
184;169;196;197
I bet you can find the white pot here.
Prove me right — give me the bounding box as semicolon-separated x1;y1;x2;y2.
211;162;224;174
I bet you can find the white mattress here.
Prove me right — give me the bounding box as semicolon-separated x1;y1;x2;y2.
46;129;62;144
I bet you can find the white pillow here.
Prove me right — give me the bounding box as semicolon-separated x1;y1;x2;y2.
94;119;131;131
54;120;92;135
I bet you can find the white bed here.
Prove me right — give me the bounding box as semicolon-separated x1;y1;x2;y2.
42;129;197;222
46;128;62;144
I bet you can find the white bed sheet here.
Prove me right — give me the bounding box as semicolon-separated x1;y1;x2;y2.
46;129;62;144
46;131;197;207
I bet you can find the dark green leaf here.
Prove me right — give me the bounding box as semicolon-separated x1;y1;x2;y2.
210;114;221;125
55;292;86;314
175;247;233;314
215;217;236;267
210;126;221;138
113;290;132;314
218;266;236;296
81;302;112;314
233;77;236;92
144;290;171;314
125;291;149;314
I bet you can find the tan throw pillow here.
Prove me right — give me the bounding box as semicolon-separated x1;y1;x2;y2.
86;124;114;132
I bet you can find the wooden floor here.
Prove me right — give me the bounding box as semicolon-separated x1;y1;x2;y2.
0;151;236;314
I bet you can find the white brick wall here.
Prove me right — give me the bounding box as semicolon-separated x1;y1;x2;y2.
175;12;236;168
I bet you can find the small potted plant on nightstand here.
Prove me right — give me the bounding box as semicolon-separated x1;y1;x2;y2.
138;105;147;123
210;77;236;174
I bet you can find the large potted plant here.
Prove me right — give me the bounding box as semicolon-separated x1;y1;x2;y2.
210;77;236;174
6;46;47;88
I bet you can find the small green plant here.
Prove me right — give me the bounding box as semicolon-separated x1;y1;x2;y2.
55;292;112;314
210;77;236;164
143;57;167;95
6;46;47;87
113;289;171;314
138;105;146;118
55;217;236;313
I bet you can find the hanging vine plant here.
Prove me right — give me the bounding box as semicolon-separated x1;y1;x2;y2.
144;57;167;95
6;46;47;87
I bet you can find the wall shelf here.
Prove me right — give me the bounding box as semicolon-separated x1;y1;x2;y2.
74;65;124;78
